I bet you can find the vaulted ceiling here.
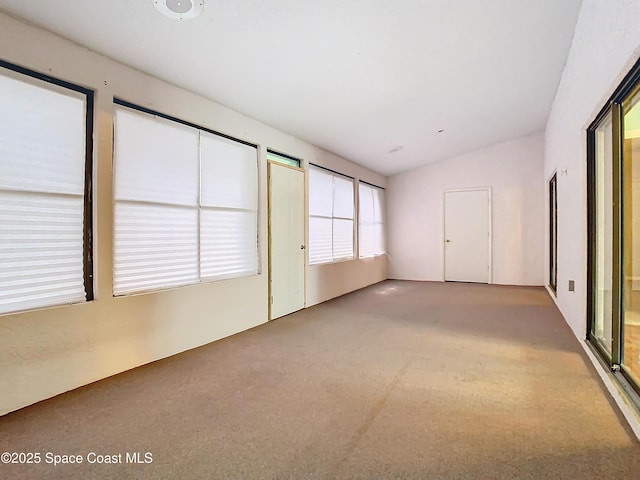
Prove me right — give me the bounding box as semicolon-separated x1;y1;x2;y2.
0;0;583;175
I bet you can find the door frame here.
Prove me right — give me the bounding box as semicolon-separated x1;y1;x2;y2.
441;187;492;284
267;158;306;320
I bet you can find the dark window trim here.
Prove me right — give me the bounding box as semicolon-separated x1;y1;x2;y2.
359;179;385;191
113;98;257;149
309;162;355;181
84;92;95;301
267;149;301;167
0;59;93;96
611;102;623;367
588;56;640;131
586;127;596;342
548;173;557;294
586;102;621;366
0;59;94;301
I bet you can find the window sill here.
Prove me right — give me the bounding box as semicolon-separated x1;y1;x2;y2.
308;257;355;267
359;253;387;260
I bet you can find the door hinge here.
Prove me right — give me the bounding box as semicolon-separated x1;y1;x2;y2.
270;296;274;305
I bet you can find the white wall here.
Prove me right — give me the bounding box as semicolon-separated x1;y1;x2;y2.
387;133;545;286
0;13;386;415
545;0;640;339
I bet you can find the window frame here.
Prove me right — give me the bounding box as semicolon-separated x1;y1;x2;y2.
358;180;386;259
0;59;94;310
266;149;301;168
112;98;259;296
308;164;355;265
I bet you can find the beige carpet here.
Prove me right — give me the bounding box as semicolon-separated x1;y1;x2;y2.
1;281;639;479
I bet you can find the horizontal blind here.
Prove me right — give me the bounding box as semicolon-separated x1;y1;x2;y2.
359;184;375;258
114;109;199;206
200;209;257;279
359;182;385;258
309;216;332;264
333;218;354;260
113;108;199;295
199;131;258;280
308;167;334;264
113;105;259;295
309;167;333;217
333;175;354;260
373;187;386;255
333;176;354;219
0;71;87;314
308;166;354;264
113;203;198;294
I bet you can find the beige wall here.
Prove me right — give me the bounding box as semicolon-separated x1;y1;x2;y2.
0;13;387;415
387;133;545;286
544;0;640;338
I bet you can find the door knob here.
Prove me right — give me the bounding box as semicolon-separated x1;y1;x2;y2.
445;239;451;243
300;245;306;250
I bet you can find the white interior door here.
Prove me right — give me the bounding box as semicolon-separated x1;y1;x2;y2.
269;162;305;319
444;189;491;283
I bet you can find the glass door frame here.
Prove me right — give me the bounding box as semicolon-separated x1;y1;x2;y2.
587;57;640;400
587;105;620;366
549;173;558;294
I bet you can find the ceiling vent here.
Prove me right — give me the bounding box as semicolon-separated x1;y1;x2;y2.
153;0;204;20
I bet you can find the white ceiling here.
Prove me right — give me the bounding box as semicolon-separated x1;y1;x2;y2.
0;0;583;176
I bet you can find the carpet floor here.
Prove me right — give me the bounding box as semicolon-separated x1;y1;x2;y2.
1;280;639;479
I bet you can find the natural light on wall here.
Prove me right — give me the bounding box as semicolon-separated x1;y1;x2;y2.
359;182;385;258
112;104;258;296
0;66;90;315
308;165;354;265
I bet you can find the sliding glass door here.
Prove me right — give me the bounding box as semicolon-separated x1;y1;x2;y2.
588;60;640;400
591;112;614;357
622;85;640;386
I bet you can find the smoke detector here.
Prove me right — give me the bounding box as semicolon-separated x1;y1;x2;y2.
153;0;204;20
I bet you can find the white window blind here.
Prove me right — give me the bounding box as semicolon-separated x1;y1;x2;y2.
113;105;258;296
199;131;258;280
308;166;354;264
359;183;386;258
0;68;89;315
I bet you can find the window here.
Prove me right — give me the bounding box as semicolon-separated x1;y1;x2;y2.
113;102;258;295
0;61;93;315
267;150;301;168
308;165;354;264
548;173;557;293
359;182;385;258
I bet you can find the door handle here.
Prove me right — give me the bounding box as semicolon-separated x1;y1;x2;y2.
300;245;306;250
445;239;451;243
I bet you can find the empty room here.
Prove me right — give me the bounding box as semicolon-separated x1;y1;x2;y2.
1;0;640;479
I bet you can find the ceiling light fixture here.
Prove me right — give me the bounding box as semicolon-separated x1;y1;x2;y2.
153;0;204;20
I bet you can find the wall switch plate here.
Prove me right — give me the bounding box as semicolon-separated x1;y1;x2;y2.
568;280;575;292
